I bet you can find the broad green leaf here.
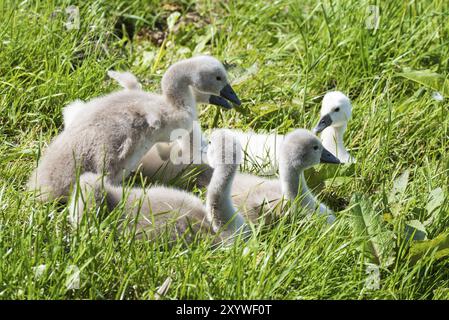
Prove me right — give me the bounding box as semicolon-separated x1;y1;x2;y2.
408;231;449;264
351;194;396;267
388;170;409;204
140;51;156;68
405;220;427;241
193;33;212;54
324;176;352;188
426;187;445;214
167;12;181;33
231;62;259;85
306;163;355;191
398;68;449;96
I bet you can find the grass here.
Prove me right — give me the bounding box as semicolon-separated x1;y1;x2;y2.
0;0;448;299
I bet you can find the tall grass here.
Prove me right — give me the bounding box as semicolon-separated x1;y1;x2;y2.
0;0;448;299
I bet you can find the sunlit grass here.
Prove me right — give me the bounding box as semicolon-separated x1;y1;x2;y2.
0;0;448;299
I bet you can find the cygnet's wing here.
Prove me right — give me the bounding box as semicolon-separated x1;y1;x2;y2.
107;70;142;90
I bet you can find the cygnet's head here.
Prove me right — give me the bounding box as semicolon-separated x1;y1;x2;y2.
166;55;241;109
280;129;340;170
313;91;352;134
207;129;242;169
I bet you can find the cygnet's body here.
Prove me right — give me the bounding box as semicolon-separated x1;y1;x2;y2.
70;173;217;242
69;130;247;243
129;128;340;224
230;129;340;224
28;56;240;202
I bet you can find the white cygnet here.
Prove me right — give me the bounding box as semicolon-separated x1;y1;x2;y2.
312;91;354;163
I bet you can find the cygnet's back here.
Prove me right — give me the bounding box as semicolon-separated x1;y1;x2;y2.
28;90;164;201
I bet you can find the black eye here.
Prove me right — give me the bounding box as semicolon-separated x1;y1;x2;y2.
208;141;211;145
334;107;340;112
216;76;222;81
313;146;319;150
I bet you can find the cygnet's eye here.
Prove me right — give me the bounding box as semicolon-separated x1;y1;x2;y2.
208;140;211;145
313;145;319;151
334;107;340;112
216;76;222;81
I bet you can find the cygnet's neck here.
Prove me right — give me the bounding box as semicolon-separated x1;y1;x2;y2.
206;163;245;232
161;64;197;117
321;124;352;163
280;163;305;202
280;163;323;213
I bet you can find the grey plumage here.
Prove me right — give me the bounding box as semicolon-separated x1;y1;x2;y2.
135;128;339;224
233;129;339;224
69;172;218;242
28;90;165;201
68;130;247;243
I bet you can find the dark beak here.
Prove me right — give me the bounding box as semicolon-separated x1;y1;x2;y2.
320;147;340;164
220;84;241;106
209;95;232;109
313;114;333;134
